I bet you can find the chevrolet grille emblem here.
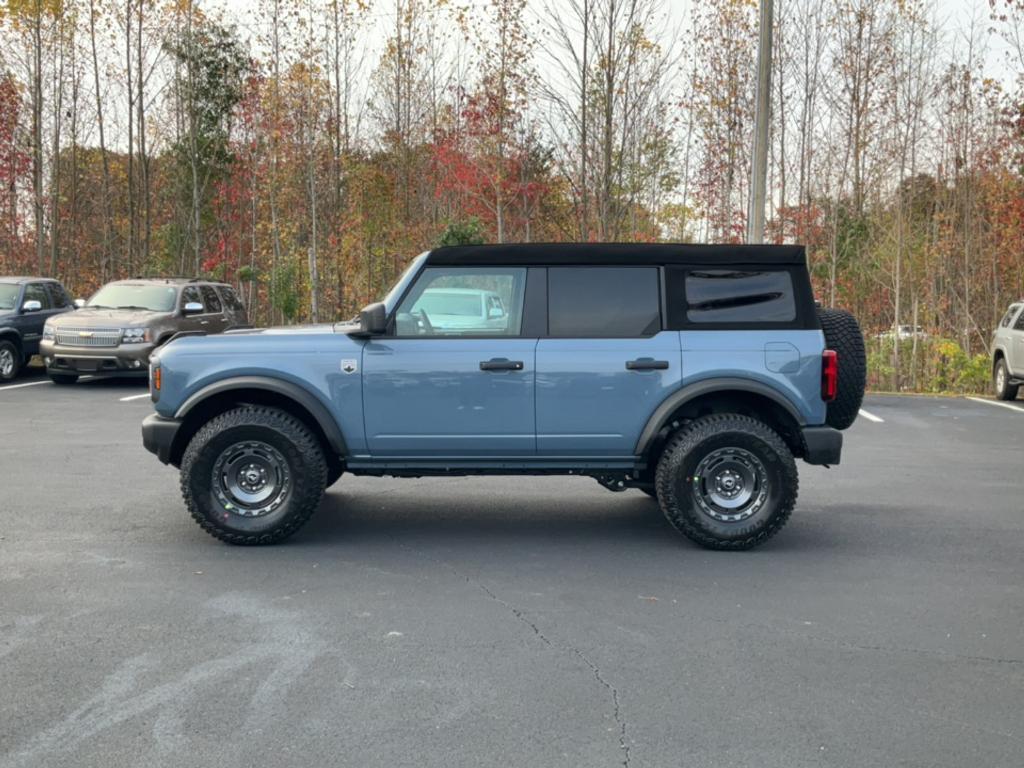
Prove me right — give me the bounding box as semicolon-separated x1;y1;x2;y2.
78;331;94;338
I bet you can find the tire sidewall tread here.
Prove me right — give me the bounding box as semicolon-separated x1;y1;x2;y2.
180;406;327;545
818;308;866;430
655;413;799;551
0;340;20;382
994;359;1018;401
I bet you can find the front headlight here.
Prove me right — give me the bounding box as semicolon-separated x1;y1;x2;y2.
121;328;151;344
43;324;55;341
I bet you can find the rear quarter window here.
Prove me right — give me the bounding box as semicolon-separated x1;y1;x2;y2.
666;267;805;328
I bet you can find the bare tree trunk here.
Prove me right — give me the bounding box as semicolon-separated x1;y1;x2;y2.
32;0;45;274
126;0;136;275
137;0;151;265
89;0;116;280
49;16;65;277
579;0;589;240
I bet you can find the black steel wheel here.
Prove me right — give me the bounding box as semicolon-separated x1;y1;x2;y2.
656;413;798;550
181;406;327;545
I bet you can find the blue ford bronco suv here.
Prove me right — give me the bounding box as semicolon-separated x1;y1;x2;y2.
142;244;866;550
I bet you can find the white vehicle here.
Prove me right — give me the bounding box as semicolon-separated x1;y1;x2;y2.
992;302;1024;400
402;287;510;333
876;324;928;341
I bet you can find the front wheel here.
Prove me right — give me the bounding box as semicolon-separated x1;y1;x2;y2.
655;414;798;550
994;358;1019;401
180;406;327;545
0;340;20;382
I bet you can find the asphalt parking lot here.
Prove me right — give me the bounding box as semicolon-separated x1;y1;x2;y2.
1;372;1022;768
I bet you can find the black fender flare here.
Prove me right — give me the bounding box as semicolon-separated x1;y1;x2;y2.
635;377;806;456
175;376;347;456
0;328;23;348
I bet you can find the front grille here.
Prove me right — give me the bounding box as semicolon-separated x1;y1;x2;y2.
55;327;121;348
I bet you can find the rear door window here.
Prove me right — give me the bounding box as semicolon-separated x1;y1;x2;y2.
673;269;797;325
1015;308;1024;331
219;286;246;314
547;267;661;337
45;283;72;308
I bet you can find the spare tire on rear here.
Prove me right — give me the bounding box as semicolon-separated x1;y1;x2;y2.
818;308;866;430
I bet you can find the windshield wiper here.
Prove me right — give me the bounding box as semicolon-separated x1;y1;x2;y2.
115;305;156;311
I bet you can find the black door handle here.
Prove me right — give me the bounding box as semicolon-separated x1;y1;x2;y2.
626;358;669;371
480;358;524;371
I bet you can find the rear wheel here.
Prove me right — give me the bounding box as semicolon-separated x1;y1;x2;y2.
48;372;79;385
180;406;327;545
656;414;798;551
0;340;19;382
994;358;1019;401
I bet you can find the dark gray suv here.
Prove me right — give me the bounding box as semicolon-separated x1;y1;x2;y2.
0;277;76;382
41;278;248;384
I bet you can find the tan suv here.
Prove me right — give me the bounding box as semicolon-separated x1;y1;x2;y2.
41;278;248;384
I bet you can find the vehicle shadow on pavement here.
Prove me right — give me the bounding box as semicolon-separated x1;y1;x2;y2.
301;488;675;548
290;487;835;553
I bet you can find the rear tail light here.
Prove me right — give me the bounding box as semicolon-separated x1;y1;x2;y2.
821;350;838;402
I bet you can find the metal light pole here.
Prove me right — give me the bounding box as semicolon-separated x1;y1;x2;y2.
747;0;774;244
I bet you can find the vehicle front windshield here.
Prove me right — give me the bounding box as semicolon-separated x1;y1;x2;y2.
0;284;19;310
382;253;428;313
87;284;178;312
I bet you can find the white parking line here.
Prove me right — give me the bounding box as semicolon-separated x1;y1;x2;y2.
858;408;885;423
965;396;1024;413
0;375;93;391
119;393;151;402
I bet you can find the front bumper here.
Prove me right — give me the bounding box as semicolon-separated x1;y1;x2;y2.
801;426;842;466
40;339;154;377
142;414;182;465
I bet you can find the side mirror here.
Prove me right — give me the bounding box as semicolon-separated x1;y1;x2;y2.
21;300;42;313
488;307;505;319
183;302;204;315
355;302;387;336
74;298;85;308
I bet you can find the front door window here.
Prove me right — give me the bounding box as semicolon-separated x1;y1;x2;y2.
394;267;527;337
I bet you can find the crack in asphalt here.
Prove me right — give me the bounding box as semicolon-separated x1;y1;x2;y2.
457;571;632;768
402;544;630;767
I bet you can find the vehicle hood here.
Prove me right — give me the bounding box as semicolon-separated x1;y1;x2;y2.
47;308;172;327
0;308;15;323
224;323;339;336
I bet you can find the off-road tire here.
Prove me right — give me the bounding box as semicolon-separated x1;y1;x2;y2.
994;358;1019;401
47;372;79;385
818;308;866;430
180;406;327;545
0;340;20;382
655;413;798;551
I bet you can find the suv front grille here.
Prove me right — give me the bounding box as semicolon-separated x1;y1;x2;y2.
55;327;122;348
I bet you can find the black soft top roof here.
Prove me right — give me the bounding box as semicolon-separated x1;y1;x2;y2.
427;243;806;267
